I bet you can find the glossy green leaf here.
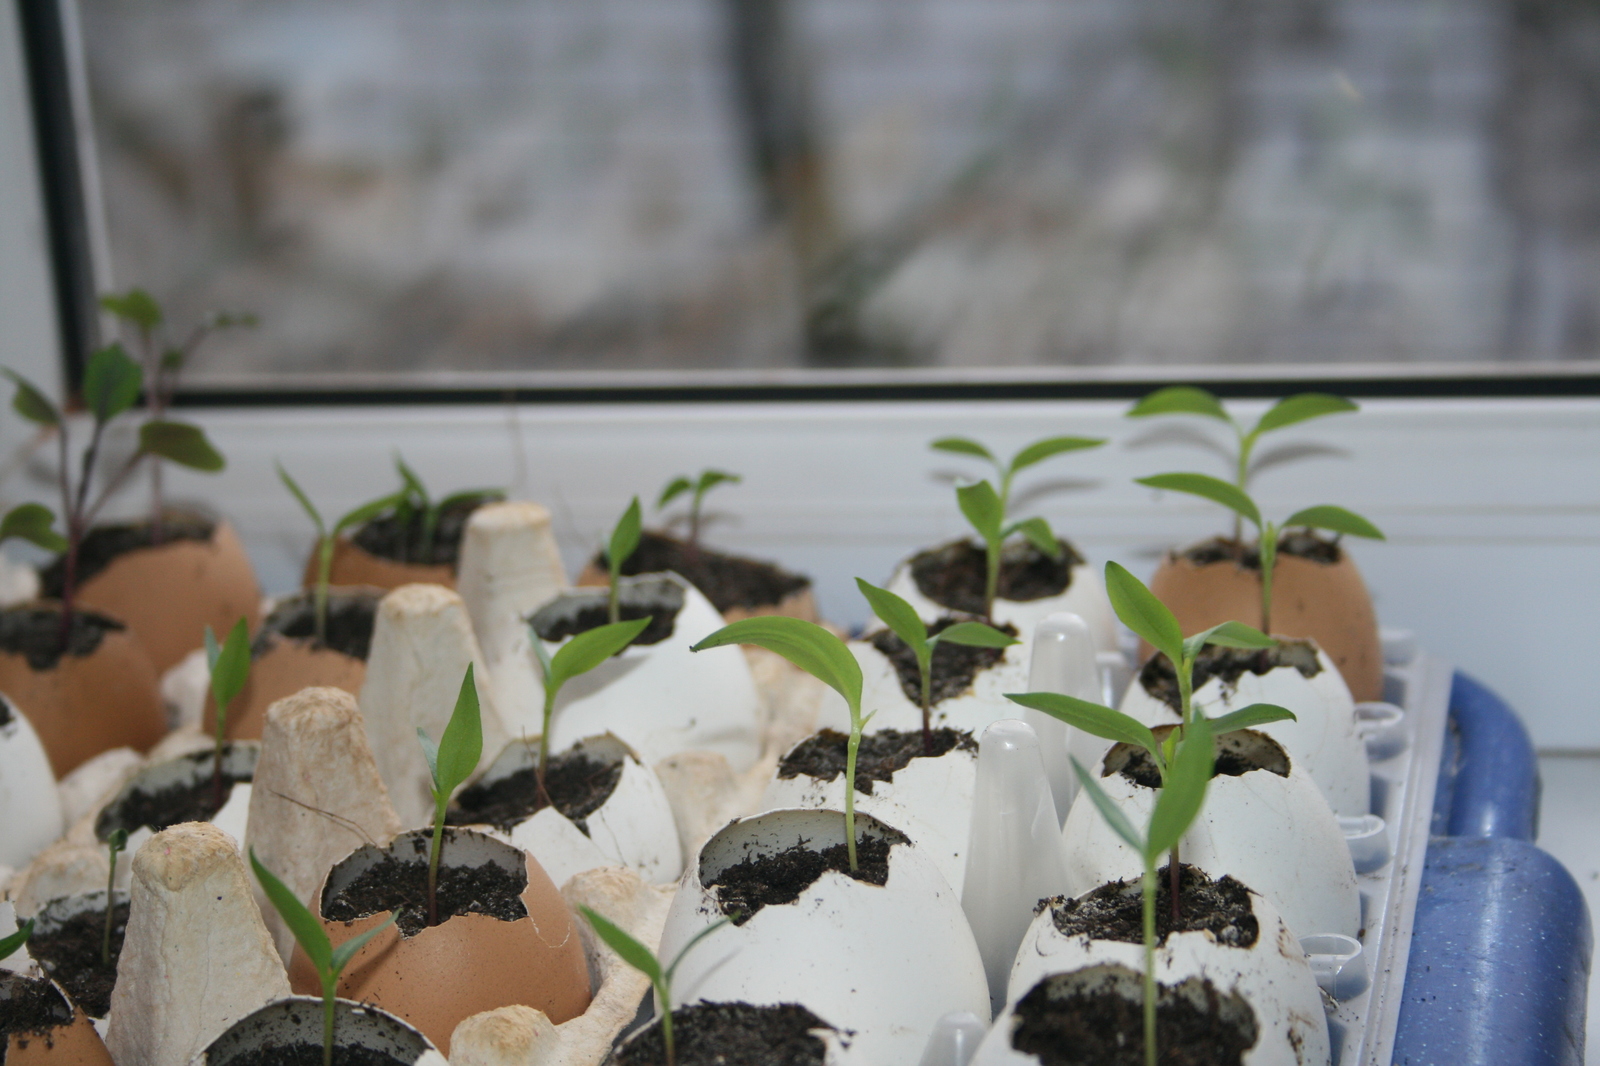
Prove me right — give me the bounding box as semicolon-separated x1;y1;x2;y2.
1137;473;1262;529
935;621;1019;649
0;918;33;962
140;421;224;471
207;618;252;711
3;370;61;426
956;479;1004;545
1282;505;1384;541
1103;561;1184;669
1127;386;1230;423
0;503;65;553
1070;758;1144;852
83;345;143;424
609;497;643;570
1008;516;1060;558
1251;393;1357;436
99;289;162;330
1206;703;1296;736
581;905;662;983
696;469;741;495
1009;435;1104;474
1183;620;1276;659
930;436;995;463
107;827;128;852
333;492;404;537
1005;692;1157;752
329;911;398;974
394;455;429;505
547;617;651;694
656;476;693;510
1147;718;1214;859
692;616;863;713
428;665;483;799
276;463;325;537
250;847;331;975
856;578;927;655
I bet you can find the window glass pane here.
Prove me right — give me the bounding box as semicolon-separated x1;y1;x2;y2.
77;0;1600;380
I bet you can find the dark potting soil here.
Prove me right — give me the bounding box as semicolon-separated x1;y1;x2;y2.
350;492;502;568
614;1002;835;1066
0;971;75;1048
1010;965;1258;1066
1107;729;1290;790
870;617;1017;706
0;607;123;671
220;1043;411;1066
1179;530;1342;569
909;537;1084;616
0;695;11;727
596;531;811;615
776;728;975;796
448;750;623;835
1046;865;1259;949
95;761;252;839
255;591;380;661
28;899;128;1018
1139;641;1322;714
707;828;906;925
529;598;676;648
322;854;528;938
38;514;215;597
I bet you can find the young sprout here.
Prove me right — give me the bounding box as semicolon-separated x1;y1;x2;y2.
251;848;396;1066
605;497;643;625
1134;473;1384;633
0;503;67;554
692;616;872;870
416;665;484;929
931;435;1104;523
1127;388;1357;540
1069;719;1214;1066
529;617;650;802
5;347;225;647
579;906;735;1066
204;618;252;811
101;828;127;968
656;469;741;552
391;455;502;564
276;464;402;643
0;918;34;962
855;578;1017;754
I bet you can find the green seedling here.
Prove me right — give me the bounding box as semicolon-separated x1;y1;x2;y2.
391;454;502;564
251;848;396;1066
0;503;67;554
1127;387;1357;540
204;618;252;811
6;345;225;647
605;497;643;625
692;616;872;870
580;906;735;1066
529;617;651;801
855;577;1016;754
101;828;127;968
100;288;253;540
1070;719;1214;1066
657;469;741;552
1134;473;1383;633
277;464;403;643
933;434;1103;622
417;665;484;929
1;918;34;962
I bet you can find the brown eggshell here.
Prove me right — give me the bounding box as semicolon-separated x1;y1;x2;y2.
289;834;592;1054
1146;548;1384;702
0;618;166;776
218;635;366;741
306;537;455;592
6;1008;114;1066
74;520;262;675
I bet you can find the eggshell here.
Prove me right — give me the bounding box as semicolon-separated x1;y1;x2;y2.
1001;880;1330;1066
1147;546;1383;702
74;520;261;675
190;996;447;1066
290;829;591;1054
307;536;455;592
576;556;821;624
0;611;166;776
220;636;366;741
814;637;1029;739
1061;730;1359;941
95;744;258;859
0;695;64;867
4;993;114;1066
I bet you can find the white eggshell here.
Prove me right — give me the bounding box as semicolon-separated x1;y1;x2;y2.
0;696;64;868
107;745;258;868
1060;735;1359;941
815;637;1032;742
658;808;991;1065
759;734;977;895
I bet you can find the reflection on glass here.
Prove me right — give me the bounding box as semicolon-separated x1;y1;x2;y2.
78;0;1600;379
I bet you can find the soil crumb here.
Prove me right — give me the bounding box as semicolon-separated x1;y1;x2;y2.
1011;964;1258;1066
0;607;122;671
1106;728;1291;790
1140;641;1322;714
39;513;214;596
322;850;528;938
870;617;1016;706
596;530;811;615
909;537;1083;615
1045;866;1259;949
449;749;623;835
351;491;502;568
0;971;75;1044
1179;531;1342;569
777;728;975;795
707;828;907;925
29;896;128;1018
256;590;380;661
615;1001;835;1066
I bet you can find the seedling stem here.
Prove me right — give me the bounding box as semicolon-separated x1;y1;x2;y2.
529;616;650;807
417;666;484;928
102;828;127;968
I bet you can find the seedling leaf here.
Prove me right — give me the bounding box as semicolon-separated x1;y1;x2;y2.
657;477;693;509
1183;620;1276;659
936;621;1019;649
1010;435;1104;473
692;617;862;709
856;578;927;653
1252;394;1357;436
100;289;162;329
431;665;483;798
0;918;33;961
1104;562;1184;669
1009;516;1060;558
609;496;643;568
1206;703;1296;735
0;503;66;552
333;492;404;537
328;912;398;972
547;617;650;692
140;421;225;471
1282;505;1384;540
1070;758;1144;852
579;905;662;983
207;618;252;711
3;370;61;426
956;479;1004;543
696;469;741;494
931;436;995;462
83;345;143;423
1137;473;1262;529
250;847;331;973
394;456;428;504
1127;386;1230;423
277;464;325;536
1005;692;1157;752
1148;719;1214;857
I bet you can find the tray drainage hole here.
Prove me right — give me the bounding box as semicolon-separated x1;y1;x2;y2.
1302;934;1368;1001
1357;702;1408;761
1340;814;1391;874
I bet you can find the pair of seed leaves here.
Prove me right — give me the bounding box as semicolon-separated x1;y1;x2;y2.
934;435;1104;560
